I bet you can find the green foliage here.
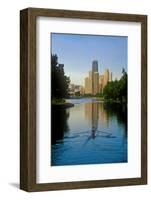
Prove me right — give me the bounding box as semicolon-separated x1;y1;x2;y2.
103;68;127;102
52;98;65;104
51;54;70;99
95;92;103;98
75;91;81;96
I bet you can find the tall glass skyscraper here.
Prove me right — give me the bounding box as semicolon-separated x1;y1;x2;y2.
92;60;98;72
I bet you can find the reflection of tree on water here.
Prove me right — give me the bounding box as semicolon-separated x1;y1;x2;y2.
98;102;109;128
51;106;70;145
103;102;127;135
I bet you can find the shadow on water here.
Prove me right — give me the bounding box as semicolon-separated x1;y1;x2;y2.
51;105;70;145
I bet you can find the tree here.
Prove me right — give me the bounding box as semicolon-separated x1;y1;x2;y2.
103;68;127;102
103;80;120;100
51;54;70;100
118;68;127;102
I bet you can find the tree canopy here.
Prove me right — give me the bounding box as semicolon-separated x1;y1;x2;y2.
103;68;127;102
51;54;70;100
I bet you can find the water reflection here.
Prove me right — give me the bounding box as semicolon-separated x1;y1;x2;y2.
85;102;98;138
51;98;127;166
51;105;70;145
103;102;127;134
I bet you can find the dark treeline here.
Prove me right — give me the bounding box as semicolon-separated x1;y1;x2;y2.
51;54;70;101
103;68;127;102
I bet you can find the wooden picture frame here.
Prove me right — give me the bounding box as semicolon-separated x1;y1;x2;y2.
20;7;147;192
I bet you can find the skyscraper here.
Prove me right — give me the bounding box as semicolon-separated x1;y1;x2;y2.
93;72;99;95
85;76;92;94
85;60;99;95
92;60;98;72
91;60;99;94
109;72;112;82
85;61;112;95
99;75;104;93
103;69;109;87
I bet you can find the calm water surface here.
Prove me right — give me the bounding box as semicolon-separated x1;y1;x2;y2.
51;98;127;166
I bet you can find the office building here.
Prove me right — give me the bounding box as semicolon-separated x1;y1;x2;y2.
92;60;98;72
93;72;99;95
85;60;112;94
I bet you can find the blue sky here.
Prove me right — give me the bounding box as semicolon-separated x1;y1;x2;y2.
51;33;127;86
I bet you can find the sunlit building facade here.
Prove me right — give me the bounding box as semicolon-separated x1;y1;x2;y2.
93;72;99;95
109;72;112;82
85;77;92;94
99;75;104;93
69;84;85;95
85;60;112;94
103;69;109;87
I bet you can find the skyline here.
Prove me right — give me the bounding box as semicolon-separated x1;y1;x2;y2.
51;33;128;86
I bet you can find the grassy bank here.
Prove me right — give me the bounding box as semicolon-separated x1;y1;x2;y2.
52;98;74;108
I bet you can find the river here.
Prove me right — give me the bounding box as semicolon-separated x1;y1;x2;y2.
51;98;127;166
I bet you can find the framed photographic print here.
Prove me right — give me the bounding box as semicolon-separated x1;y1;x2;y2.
20;8;147;191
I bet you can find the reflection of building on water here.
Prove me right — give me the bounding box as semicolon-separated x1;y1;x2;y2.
85;102;99;133
85;102;109;133
98;103;109;127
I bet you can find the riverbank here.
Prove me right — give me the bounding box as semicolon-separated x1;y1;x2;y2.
68;96;127;104
52;102;74;109
52;97;126;109
103;99;127;104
